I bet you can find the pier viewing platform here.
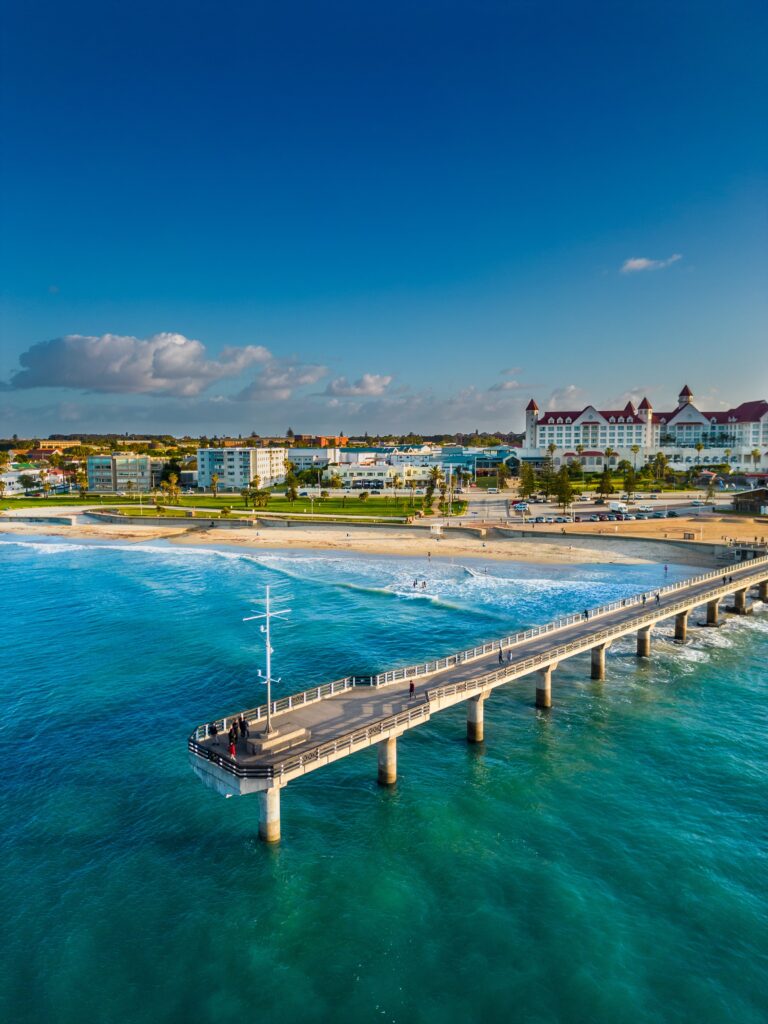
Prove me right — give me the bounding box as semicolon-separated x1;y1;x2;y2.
189;554;768;842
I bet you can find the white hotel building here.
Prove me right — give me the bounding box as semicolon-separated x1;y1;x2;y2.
521;386;768;471
197;447;288;491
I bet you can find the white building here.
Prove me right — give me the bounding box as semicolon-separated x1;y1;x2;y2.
326;463;433;488
522;386;768;471
197;447;287;491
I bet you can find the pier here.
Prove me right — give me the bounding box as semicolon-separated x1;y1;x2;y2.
188;554;768;842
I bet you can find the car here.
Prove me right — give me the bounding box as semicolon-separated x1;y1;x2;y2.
649;494;658;500
691;499;705;506
667;510;680;518
624;514;636;520
298;490;309;496
487;487;499;494
577;496;590;502
555;516;567;523
544;516;556;524
651;511;666;519
587;515;599;522
534;515;546;523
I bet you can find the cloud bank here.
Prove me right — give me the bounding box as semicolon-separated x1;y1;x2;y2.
8;333;270;397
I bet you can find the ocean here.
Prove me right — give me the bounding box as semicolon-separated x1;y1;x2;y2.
0;536;766;1024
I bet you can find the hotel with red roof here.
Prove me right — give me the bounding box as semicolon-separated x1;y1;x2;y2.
522;386;768;472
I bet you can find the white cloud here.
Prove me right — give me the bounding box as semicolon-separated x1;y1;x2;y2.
324;373;393;397
236;360;328;402
620;253;682;274
8;332;270;397
546;384;585;411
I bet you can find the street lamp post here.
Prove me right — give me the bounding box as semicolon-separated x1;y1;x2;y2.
243;585;291;736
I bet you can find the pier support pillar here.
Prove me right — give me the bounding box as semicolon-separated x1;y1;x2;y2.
706;599;720;627
733;588;748;614
590;644;608;681
536;665;555;709
758;580;768;602
258;787;281;844
467;692;488;743
674;611;689;643
636;627;651;658
377;736;397;786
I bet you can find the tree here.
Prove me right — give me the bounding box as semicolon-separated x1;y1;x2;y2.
575;443;585;465
630;444;640;469
539;458;555;500
18;473;37;495
76;471;88;498
652;452;668;481
519;462;536;498
392;473;402;494
286;485;298;503
497;462;511;489
751;448;761;468
126;480;135;500
0;480;6;499
623;466;637;498
328;472;343;489
695;442;704;463
39;470;51;497
407;480;417;507
252;489;271;509
553;466;573;511
358;491;369;503
210;472;220;497
167;472;180;503
597;466;615;498
250;474;261;491
705;480;717;502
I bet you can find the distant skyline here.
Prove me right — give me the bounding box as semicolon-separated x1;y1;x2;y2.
1;1;766;436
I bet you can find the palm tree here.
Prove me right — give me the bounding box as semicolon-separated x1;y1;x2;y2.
695;442;704;464
575;443;585;466
0;480;6;499
210;472;219;498
407;480;417;507
751;448;761;468
630;444;640;470
126;480;135;501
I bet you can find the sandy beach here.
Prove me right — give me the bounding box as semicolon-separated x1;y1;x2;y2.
0;507;745;566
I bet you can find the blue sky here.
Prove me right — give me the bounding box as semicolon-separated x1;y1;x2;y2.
1;0;766;436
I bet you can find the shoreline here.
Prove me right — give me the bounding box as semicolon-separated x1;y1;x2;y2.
0;515;715;567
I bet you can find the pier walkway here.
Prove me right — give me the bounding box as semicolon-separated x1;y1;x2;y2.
189;554;768;841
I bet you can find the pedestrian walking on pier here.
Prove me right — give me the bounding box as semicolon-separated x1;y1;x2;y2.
498;650;504;664
228;740;236;759
655;593;660;604
238;715;249;741
583;609;589;620
409;681;415;700
208;721;218;745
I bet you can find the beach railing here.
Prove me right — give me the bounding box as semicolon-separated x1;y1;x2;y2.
191;552;768;741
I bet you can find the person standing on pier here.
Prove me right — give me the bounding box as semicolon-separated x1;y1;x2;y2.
499;649;504;664
409;680;415;699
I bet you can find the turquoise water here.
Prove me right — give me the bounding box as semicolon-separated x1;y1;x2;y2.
1;536;766;1024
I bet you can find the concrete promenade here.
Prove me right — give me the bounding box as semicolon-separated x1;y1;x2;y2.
189;554;768;842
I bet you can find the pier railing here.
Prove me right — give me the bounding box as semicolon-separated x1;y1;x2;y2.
192;552;768;741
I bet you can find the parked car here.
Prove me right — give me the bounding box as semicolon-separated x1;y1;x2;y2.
667;510;680;518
